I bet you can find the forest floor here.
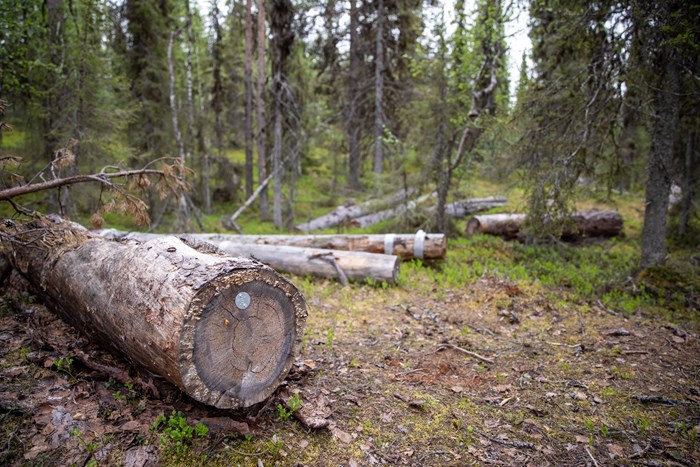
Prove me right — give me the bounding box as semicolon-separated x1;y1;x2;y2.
1;231;699;466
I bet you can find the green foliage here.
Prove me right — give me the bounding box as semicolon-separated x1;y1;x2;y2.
151;411;208;457
277;392;302;421
70;428;101;457
54;356;74;377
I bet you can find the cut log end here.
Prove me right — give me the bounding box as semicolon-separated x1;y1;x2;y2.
181;267;306;409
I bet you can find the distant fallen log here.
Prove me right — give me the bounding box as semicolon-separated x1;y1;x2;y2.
99;230;446;260
466;213;527;240
349;192;436;229
295;188;415;232
466;211;623;240
98;231;400;284
2;216;306;409
444;196;507;218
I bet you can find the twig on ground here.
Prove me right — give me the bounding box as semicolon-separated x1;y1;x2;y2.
633;395;692;406
437;344;495;364
73;349;159;398
473;429;535;449
545;341;583;349
585;446;600;467
597;299;620;316
464;323;496;336
578;308;586;334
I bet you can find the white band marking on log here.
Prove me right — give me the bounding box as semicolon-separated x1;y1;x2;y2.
384;234;395;255
414;229;426;260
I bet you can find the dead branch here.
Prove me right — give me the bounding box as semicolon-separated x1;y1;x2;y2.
473;429;536;449
437;343;495;364
0;168;168;201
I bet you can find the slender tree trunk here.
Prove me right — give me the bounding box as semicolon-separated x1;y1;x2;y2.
640;56;680;268
679;132;695;236
192;7;210;213
168;25;189;231
168;29;185;162
373;0;385;175
257;0;270;220
272;70;283;228
347;0;361;189
244;0;255;198
184;0;195;165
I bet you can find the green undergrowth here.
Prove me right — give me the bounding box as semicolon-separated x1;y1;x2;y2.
400;233;699;324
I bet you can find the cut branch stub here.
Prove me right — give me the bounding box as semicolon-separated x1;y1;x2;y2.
1;217;306;409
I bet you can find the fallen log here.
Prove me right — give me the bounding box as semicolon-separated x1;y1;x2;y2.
1;216;306;409
444;196;507;218
349;192;435;229
466;210;623;240
99;230;446;261
98;231;400;284
295;188;415;232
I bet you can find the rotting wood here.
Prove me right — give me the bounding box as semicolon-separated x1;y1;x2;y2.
466;210;623;240
0;216;307;409
99;230;446;261
97;230;400;284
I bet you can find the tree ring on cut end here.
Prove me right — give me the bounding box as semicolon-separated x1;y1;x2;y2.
180;268;305;408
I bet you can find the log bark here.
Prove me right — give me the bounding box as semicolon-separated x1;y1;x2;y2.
466;211;623;240
100;231;446;261
1;217;306;409
295;188;415;231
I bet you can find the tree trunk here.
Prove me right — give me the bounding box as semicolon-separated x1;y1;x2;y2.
295;188;415;231
467;211;623;240
373;0;384;174
244;0;255;198
257;0;269;220
347;0;361;189
185;0;195;165
679;132;695;236
272;70;283;228
640;56;680;268
2;217;306;409
168;28;185;162
100;231;447;261
97;230;400;283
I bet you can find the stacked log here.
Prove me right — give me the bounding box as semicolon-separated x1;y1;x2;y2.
99;230;447;261
1;217;307;409
98;230;401;284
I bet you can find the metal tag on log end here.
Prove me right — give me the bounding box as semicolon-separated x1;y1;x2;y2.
235;292;251;310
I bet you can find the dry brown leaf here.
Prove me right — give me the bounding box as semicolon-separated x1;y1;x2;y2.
330;426;353;444
607;443;624;458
